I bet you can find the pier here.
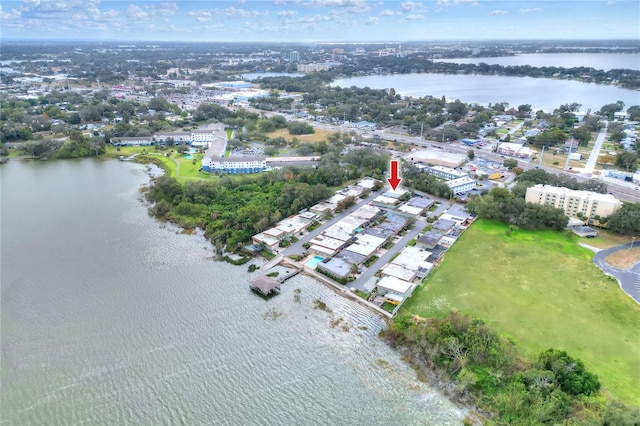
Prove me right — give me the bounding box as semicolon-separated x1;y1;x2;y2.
248;256;300;296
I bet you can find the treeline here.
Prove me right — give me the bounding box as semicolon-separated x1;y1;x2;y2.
381;312;639;425
145;149;388;250
512;168;608;196
400;161;454;199
15;130;104;159
467;187;568;231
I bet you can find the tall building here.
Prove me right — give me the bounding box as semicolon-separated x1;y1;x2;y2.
525;184;622;221
290;51;299;62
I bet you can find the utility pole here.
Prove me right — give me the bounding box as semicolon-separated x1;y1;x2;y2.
420;121;424;139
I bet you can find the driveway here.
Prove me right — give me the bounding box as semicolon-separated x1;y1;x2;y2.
583;121;608;175
280;189;382;258
349;219;428;292
592;242;640;304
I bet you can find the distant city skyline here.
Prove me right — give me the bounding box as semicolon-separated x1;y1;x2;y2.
1;0;638;42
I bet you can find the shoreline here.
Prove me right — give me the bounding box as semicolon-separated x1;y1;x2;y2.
136;169;488;424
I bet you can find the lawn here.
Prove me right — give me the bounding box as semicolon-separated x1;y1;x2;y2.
267;127;335;143
103;146;215;183
606;246;640;269
401;219;640;405
585;229;633;249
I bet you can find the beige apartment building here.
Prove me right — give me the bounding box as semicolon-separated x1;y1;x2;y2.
525;184;622;221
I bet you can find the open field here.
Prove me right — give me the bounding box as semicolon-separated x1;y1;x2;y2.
606;246;640;269
267;127;335;143
402;219;640;405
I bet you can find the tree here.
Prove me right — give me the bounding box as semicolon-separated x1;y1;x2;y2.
615;151;638;171
599;101;624;119
533;128;568;147
503;158;518;170
467;149;475;160
607;203;640;235
536;349;601;397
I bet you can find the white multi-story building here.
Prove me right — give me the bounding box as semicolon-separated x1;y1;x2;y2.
525;184;622;220
446;176;477;193
422;165;467;181
201;156;267;174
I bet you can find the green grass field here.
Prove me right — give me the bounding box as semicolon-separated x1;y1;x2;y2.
402;220;640;405
103;146;215;183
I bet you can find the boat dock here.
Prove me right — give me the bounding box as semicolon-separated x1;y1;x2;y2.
249;257;300;296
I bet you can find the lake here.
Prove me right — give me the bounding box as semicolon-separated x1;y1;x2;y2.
435;53;640;71
332;73;639;113
0;159;467;425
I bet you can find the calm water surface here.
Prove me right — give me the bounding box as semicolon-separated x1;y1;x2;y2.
333;73;640;112
436;53;640;71
1;159;467;425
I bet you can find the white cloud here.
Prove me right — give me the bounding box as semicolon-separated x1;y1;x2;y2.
489;9;507;16
188;9;213;23
224;7;268;18
519;7;542;13
127;4;149;20
404;13;424;21
364;16;379;25
153;2;178;18
380;9;397;16
401;1;425;13
278;10;297;18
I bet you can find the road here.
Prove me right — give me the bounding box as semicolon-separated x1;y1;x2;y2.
244;107;640;202
349;219;428;292
583;122;608;175
280;189;382;258
592;242;640;304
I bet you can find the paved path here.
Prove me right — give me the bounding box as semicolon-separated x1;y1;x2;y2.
592;242;640;304
583;121;608;175
349;219;428;292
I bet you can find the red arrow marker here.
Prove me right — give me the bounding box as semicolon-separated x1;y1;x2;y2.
387;160;402;190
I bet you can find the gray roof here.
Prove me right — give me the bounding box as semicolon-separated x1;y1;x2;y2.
249;276;280;296
406;197;434;209
418;231;442;247
432;218;456;232
317;257;351;279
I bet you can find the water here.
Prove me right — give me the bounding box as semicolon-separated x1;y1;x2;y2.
1;159;467;425
332;73;640;113
240;72;305;80
305;255;325;268
436;52;640;71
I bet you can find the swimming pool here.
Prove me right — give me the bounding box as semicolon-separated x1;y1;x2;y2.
305;255;324;268
184;155;194;160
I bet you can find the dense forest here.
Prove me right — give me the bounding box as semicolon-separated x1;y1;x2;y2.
144;149;388;251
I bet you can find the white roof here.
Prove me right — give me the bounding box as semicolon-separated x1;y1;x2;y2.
376;276;413;295
397;204;424;216
309;235;345;250
357;178;377;189
350;204;380;221
309;244;338;257
344;234;385;257
381;263;417;281
373;195;399;205
391;246;433;273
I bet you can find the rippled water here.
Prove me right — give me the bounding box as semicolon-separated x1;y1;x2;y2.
1;159;467;425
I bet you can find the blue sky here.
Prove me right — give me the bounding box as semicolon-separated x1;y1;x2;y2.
1;0;638;42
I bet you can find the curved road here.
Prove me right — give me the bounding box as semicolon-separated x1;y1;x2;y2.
592;242;640;304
